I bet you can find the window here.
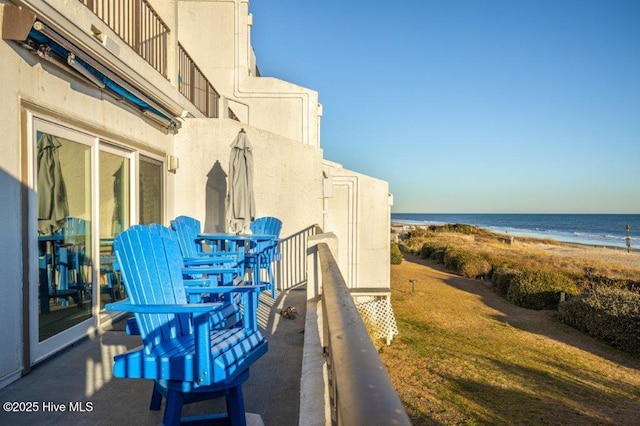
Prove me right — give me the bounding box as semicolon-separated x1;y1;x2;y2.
139;156;163;225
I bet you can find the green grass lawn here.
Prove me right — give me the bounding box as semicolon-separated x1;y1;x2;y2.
381;254;640;425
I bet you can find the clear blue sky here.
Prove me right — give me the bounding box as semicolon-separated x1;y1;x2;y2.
249;1;640;214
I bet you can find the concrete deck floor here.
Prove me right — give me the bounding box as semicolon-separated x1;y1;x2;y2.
0;286;308;426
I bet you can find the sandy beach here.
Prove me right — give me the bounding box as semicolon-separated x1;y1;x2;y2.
392;222;640;274
519;240;640;270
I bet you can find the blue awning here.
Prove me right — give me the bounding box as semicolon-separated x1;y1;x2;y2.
26;23;178;131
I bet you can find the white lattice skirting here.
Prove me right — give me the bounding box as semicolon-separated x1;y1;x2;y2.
354;295;399;345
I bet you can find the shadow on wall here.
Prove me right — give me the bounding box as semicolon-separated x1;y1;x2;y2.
204;160;227;233
0;166;29;379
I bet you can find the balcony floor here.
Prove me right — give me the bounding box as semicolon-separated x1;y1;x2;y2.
0;287;307;425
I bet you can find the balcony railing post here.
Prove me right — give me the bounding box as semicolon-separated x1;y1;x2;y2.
306;232;338;301
190;62;196;108
133;0;141;54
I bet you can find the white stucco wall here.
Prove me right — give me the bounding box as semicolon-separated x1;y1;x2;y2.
0;6;24;386
177;0;321;146
323;161;391;289
172;119;324;237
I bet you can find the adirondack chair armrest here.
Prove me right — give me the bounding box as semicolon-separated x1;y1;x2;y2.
184;285;265;332
182;278;249;288
181;265;241;275
184;285;267;298
182;257;240;267
105;300;224;314
182;278;210;287
182;257;220;266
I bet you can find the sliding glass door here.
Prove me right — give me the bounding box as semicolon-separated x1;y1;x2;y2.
31;119;95;362
29;117;164;364
98;146;132;313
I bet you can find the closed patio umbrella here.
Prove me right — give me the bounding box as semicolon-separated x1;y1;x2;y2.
226;129;255;233
37;133;69;235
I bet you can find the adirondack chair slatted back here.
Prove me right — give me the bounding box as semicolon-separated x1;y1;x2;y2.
114;225;191;349
249;216;282;255
149;223;240;301
250;216;282;237
246;217;281;297
170;216;245;286
63;216;88;237
170;215;204;258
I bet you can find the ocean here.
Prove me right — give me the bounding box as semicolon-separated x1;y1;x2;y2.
390;213;640;249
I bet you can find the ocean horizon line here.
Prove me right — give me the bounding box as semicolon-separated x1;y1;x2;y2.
390;213;639;249
392;212;640;215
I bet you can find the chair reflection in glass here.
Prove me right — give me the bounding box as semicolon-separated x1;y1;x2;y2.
38;217;90;313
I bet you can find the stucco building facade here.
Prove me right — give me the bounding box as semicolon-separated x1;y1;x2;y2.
0;0;391;388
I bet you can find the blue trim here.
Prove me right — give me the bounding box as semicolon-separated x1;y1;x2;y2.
27;29;175;125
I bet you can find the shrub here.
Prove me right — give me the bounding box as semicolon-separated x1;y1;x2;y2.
419;241;448;263
492;267;519;296
407;227;429;239
558;288;640;356
432;245;448;263
390;242;403;265
443;248;492;279
420;242;433;259
506;269;578;310
437;223;478;235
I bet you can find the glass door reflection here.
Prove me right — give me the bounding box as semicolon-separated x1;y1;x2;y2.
99;147;130;311
36;131;93;342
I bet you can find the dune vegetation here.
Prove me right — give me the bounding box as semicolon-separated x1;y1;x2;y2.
395;225;640;356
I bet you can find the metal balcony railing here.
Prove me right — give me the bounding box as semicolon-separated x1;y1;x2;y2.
80;1;222;118
276;225;319;291
316;243;411;425
178;43;220;118
80;0;169;77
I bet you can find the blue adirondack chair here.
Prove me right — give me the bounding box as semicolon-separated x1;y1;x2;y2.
250;216;282;238
246;217;282;297
170;215;207;255
122;224;263;413
168;217;247;305
124;224;259;334
153;223;243;284
106;225;268;425
171;215;246;266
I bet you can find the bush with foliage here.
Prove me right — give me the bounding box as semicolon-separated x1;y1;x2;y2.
419;242;449;264
390;242;403;265
492;267;519;296
558;287;640;355
436;223;480;235
506;269;579;310
420;241;441;258
443;248;492;279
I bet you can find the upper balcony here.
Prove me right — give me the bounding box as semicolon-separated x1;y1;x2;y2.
81;0;228;119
